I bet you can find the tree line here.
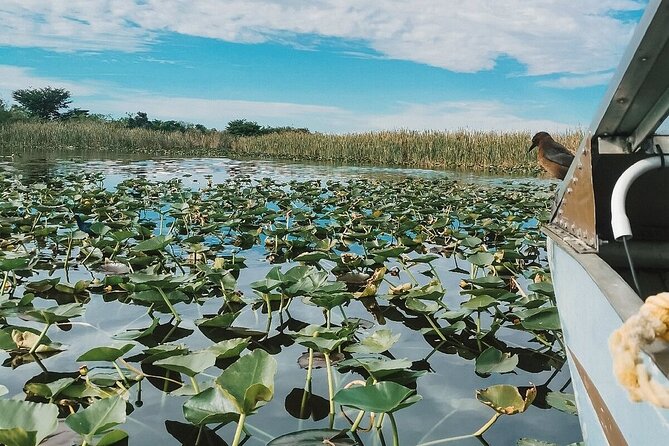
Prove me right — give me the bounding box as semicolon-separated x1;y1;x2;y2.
0;87;310;136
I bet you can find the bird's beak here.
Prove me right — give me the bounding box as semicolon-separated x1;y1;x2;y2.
527;143;537;152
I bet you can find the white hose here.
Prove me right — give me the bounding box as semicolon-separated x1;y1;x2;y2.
611;155;669;240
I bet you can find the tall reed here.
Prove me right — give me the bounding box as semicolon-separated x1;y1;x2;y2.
0;121;583;173
228;129;583;173
0;121;232;157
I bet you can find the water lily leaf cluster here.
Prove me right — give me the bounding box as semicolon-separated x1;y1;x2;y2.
0;171;571;445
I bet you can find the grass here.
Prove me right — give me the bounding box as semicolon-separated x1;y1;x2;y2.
227;129;583;174
0;121;583;173
0;121;232;157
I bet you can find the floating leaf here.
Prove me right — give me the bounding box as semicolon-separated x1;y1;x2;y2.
345;329;400;354
0;400;58;446
65;396;126;444
462;295;497;310
207;338;249;359
215;349;277;414
77;344;134;362
475;347;519;374
467;252;495;266
521;307;561;331
334;381;420;413
546;392;578;415
476;384;536;415
154;350;217;377
132;235;172;252
183;387;240;426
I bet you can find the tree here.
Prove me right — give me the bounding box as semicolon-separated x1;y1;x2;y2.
126;111;151;129
0;99;10;124
59;108;90;120
12;87;72;120
226;119;263;136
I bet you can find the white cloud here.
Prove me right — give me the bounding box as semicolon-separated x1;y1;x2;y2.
361;100;572;133
0;64;576;133
0;0;644;75
84;92;351;131
537;72;614;89
0;65;100;99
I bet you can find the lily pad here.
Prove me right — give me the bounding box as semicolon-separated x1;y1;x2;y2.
476;384;536;415
475;347;519;374
334;381;421;413
0;400;58;446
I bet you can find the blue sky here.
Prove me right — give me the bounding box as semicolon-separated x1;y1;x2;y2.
0;1;647;133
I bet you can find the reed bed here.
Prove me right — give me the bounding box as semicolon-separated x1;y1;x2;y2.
228;129;583;173
0;121;232;157
0;121;583;173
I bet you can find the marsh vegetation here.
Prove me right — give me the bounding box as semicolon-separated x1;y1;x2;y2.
0;161;582;446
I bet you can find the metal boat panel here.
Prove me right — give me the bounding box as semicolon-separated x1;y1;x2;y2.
547;238;669;445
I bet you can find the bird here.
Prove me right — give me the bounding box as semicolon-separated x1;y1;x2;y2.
527;132;575;180
73;214;95;236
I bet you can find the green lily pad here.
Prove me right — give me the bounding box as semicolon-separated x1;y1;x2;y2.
22;303;85;324
65;396;126;444
77;344;135;362
154;350;217;377
467;252;495;266
520;307;561;331
475;347;518;374
546;392;578;415
476;384;536;415
207;338;250;359
215;349;277;414
132;235;172;252
182;387;240;426
0;400;58;446
462;295;497;310
334;381;421;413
345;329;400;354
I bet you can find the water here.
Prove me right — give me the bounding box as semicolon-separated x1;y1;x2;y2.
0;155;578;446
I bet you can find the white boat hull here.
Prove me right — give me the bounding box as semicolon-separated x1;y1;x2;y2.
547;233;669;445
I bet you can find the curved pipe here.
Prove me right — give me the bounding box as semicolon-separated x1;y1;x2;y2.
611;155;669;240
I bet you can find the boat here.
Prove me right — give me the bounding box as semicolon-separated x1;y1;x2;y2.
543;0;669;443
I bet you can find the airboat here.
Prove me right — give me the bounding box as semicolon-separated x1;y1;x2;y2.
543;0;669;443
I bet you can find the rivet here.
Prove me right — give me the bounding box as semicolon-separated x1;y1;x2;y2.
558;209;564;215
578;163;583;170
617;97;627;104
567;187;573;194
572;177;578;183
641;56;649;62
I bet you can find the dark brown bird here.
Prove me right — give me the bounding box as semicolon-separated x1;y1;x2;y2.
528;131;574;179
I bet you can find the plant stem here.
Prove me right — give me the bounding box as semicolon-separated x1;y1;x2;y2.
156;287;181;322
472;413;501;437
300;348;315;418
231;413;247;446
64;232;73;282
475;312;482;352
350;410;366;432
424;315;447;342
0;271;8;300
112;361;130;389
29;323;51;355
325;351;335;428
388;412;400;446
